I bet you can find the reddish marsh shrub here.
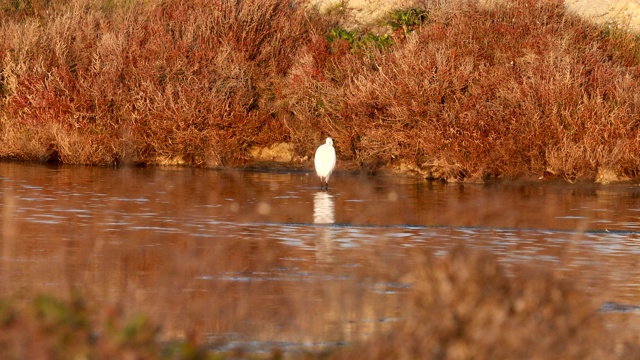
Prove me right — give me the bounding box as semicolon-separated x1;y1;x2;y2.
2;0;640;180
286;0;640;179
0;0;315;166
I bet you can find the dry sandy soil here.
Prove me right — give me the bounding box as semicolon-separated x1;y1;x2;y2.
565;0;640;32
311;0;640;32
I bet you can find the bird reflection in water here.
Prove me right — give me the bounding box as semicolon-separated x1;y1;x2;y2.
313;191;335;262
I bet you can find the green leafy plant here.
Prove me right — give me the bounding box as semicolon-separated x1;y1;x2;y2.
327;27;392;52
386;8;429;34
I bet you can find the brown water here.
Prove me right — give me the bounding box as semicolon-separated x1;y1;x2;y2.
2;162;640;352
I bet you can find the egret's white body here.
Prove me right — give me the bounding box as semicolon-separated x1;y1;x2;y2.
314;137;336;190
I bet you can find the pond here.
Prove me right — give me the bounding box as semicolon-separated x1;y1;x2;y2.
1;162;640;353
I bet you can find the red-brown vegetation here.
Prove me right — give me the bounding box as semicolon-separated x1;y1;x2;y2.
2;0;640;181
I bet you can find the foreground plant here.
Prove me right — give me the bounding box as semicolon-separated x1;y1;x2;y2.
1;244;640;359
325;246;634;359
0;295;212;359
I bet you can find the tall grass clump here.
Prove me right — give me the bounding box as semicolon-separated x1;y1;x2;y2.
2;0;640;180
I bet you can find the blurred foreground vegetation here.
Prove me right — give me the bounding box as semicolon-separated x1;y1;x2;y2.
1;245;639;359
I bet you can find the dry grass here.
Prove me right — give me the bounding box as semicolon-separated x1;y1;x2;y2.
2;0;640;178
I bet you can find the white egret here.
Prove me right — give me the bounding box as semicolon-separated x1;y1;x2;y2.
314;137;336;190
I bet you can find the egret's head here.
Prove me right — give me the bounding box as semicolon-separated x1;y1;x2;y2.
326;137;333;146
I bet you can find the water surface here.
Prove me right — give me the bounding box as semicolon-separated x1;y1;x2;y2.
2;162;640;351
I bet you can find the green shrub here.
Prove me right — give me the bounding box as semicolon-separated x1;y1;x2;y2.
327;27;392;52
386;8;429;34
